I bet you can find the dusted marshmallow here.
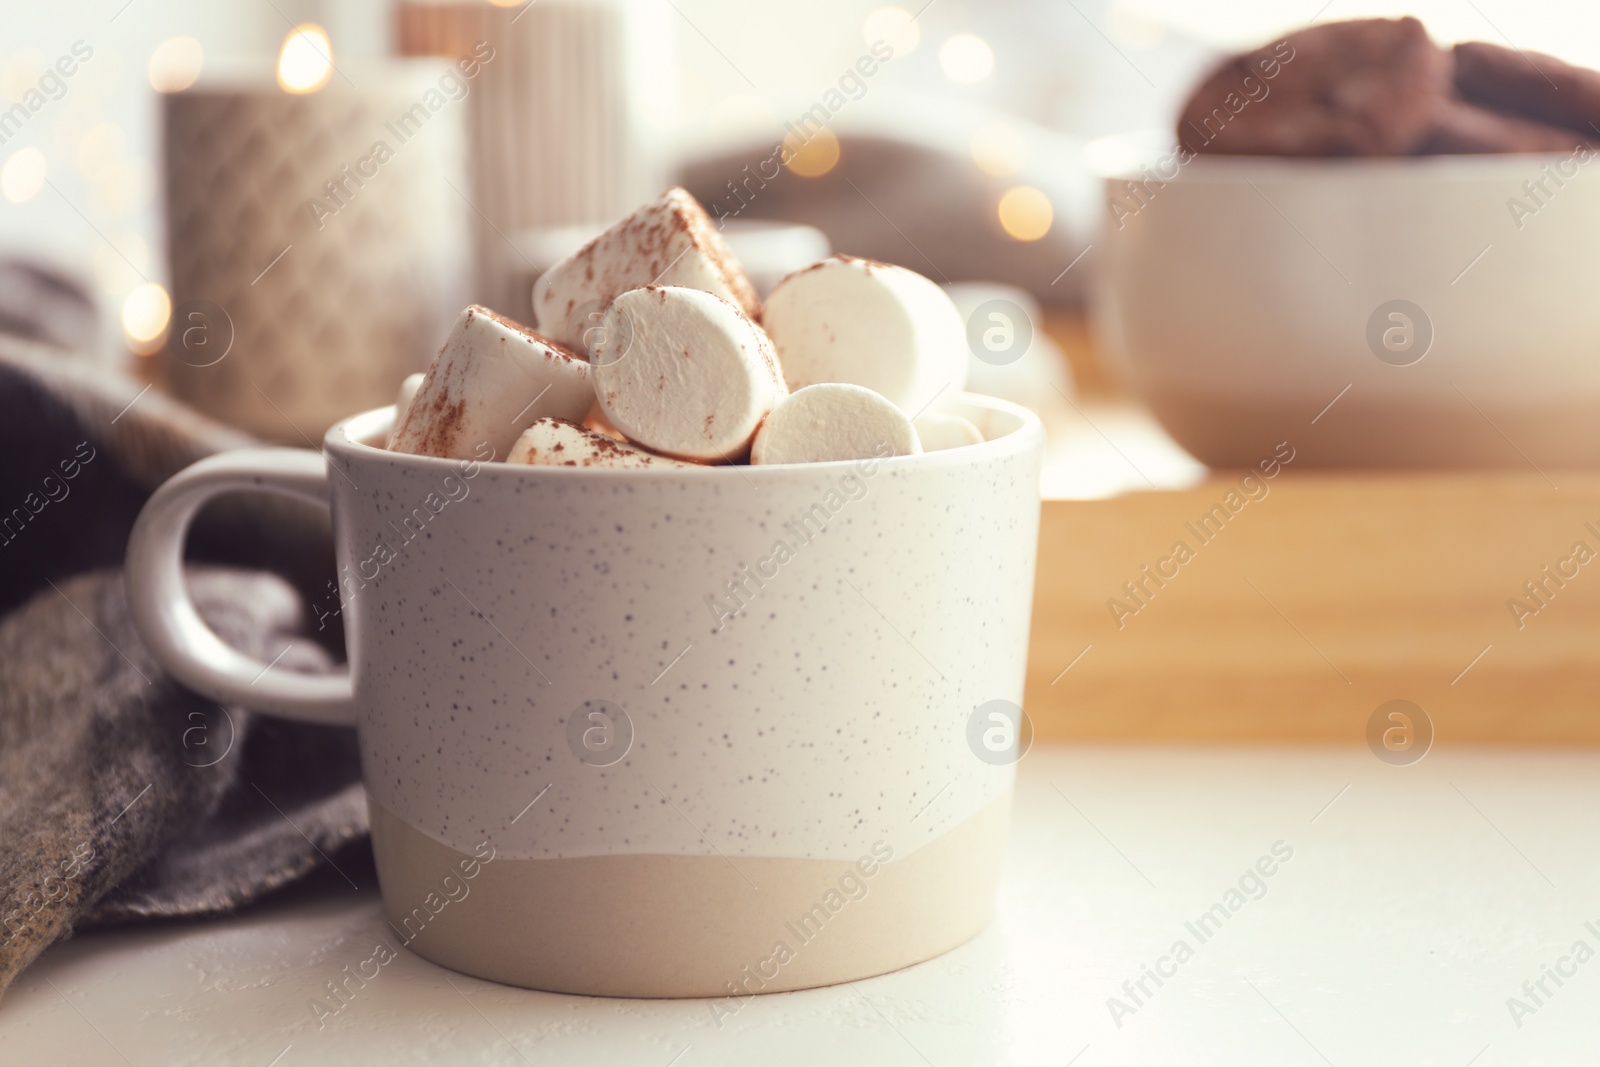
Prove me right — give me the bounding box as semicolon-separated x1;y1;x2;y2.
389;305;592;461
914;411;984;452
751;383;919;466
762;255;967;415
508;417;690;468
386;372;425;448
592;286;786;463
533;187;761;354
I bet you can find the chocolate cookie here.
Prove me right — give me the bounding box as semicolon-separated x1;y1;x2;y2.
1454;41;1600;138
1178;17;1451;157
1417;96;1592;154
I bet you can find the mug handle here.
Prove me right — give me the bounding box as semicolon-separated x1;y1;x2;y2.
125;448;356;726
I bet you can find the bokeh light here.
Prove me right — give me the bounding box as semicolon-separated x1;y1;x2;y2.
939;34;994;84
863;7;920;58
277;24;333;94
783;127;841;178
997;185;1052;241
971;121;1028;178
122;282;172;353
1;147;47;203
148;36;204;93
0;51;48;104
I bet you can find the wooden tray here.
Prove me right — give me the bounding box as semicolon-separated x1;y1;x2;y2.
1025;471;1600;743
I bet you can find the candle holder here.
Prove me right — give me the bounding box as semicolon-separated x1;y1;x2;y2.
397;0;673;314
161;58;473;443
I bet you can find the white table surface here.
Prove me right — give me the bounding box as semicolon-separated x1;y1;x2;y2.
2;744;1595;1067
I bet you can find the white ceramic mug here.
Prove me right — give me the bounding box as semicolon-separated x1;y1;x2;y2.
125;394;1044;998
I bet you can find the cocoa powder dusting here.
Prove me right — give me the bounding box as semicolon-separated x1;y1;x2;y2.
414;394;468;457
673;188;763;323
476;305;585;363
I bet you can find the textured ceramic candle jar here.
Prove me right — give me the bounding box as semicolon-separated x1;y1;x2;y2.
126;394;1044;997
161;61;470;442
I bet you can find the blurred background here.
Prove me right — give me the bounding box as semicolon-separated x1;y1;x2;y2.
7;0;1600;741
7;0;1599;438
6;1;1600;284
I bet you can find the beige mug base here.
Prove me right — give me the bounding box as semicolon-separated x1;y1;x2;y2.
368;794;1009;998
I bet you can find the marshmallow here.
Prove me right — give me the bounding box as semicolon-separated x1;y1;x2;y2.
507;417;690;469
386;372;425;448
751;383;919;466
762;255;967;415
914;411;984;452
533;188;762;354
592;286;786;463
389;305;592;461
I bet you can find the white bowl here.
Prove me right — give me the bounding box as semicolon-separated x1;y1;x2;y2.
1089;133;1600;469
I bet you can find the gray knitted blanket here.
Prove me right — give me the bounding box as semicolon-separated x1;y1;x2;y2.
0;331;366;1004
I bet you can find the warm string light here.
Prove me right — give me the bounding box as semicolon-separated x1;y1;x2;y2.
148;36;203;92
122;283;172;355
863;7;920;57
971;121;1028;178
783;127;841;178
940;34;994;84
277;24;334;94
0;147;46;203
997;186;1052;241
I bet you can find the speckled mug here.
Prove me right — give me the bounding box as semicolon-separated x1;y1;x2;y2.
126;393;1044;997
